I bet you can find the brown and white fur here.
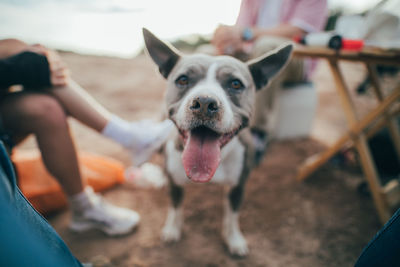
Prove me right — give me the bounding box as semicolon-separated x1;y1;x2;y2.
143;28;292;256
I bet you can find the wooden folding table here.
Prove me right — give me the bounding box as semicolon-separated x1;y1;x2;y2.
293;45;400;224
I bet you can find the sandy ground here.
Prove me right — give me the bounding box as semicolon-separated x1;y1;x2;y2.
18;51;391;266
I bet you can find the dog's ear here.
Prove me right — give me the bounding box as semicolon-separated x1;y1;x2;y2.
143;28;181;78
247;43;293;90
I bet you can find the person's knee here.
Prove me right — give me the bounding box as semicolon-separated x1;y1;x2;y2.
1;38;26;47
0;39;29;58
22;94;68;130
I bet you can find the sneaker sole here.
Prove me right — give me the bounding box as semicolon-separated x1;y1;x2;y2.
69;220;139;236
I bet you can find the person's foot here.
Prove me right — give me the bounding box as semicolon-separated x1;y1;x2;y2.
128;119;174;166
102;117;174;166
69;187;140;236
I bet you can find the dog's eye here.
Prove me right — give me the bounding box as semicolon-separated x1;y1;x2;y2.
176;75;189;87
229;79;244;90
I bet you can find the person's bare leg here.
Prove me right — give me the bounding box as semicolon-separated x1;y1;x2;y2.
0;91;140;235
0;92;83;196
0;39;29;58
49;80;174;166
50;80;111;132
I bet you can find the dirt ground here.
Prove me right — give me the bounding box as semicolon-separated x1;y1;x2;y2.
19;51;390;266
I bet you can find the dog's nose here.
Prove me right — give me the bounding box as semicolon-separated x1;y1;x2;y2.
190;96;219;117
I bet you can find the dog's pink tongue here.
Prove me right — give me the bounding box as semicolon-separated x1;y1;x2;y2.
182;128;221;183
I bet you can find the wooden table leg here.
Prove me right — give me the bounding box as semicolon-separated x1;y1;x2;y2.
366;63;400;163
328;60;391;223
297;85;400;181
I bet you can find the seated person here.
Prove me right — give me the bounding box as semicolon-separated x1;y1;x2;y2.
211;0;328;159
0;38;173;236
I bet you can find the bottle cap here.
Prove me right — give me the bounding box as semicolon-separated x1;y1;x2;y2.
342;39;364;51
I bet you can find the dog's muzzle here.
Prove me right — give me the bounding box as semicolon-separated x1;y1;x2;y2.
189;95;221;121
177;94;241;183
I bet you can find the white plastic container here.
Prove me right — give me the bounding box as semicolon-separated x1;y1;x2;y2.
270;82;317;139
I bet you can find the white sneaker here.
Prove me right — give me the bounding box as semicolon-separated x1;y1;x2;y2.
69;187;140;236
128;119;174;166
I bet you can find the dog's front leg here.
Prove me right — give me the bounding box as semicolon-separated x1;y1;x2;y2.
223;185;248;256
162;182;184;242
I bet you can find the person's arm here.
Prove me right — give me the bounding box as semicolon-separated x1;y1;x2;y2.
249;24;306;40
212;23;304;55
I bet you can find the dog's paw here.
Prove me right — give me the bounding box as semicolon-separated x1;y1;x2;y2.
161;224;182;242
225;232;249;257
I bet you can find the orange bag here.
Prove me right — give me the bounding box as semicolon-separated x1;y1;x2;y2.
12;149;125;214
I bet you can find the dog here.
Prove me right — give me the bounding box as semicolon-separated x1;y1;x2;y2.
143;28;292;256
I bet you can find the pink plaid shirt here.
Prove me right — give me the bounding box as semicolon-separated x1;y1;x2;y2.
235;0;328;79
236;0;328;33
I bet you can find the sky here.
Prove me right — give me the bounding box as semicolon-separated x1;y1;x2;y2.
0;0;384;58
